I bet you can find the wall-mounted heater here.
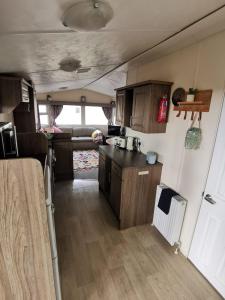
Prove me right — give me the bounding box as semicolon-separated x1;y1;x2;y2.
152;184;187;253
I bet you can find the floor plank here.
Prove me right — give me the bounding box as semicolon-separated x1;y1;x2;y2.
54;179;222;300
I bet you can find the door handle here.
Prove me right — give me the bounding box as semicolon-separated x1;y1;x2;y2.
204;194;216;205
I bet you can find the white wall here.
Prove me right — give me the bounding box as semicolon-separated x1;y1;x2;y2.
126;30;225;256
37;88;114;104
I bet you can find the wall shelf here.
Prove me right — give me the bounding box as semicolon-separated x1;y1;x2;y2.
174;90;212;112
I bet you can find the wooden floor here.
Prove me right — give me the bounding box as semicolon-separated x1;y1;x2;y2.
54;179;222;300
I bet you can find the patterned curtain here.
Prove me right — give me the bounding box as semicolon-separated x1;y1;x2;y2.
102;106;113;125
49;104;63;126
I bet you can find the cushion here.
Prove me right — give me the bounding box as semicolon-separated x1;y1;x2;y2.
71;137;93;143
59;127;73;134
72;127;96;137
52;126;63;133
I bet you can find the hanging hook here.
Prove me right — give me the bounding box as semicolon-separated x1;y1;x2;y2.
176;111;181;118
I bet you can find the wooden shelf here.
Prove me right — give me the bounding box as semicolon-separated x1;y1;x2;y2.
174;90;212;112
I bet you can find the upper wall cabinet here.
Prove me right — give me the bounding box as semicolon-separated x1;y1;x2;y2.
115;89;133;127
0;76;40;132
0;76;32;114
115;80;173;133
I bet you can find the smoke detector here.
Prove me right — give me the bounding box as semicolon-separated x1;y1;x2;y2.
62;0;113;31
59;58;81;72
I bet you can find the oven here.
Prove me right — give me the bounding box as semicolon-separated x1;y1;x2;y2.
0;122;18;158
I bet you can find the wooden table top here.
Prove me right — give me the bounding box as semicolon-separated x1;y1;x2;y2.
99;145;162;169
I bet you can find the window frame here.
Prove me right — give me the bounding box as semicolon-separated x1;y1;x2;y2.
38;104;49;126
38;103;112;127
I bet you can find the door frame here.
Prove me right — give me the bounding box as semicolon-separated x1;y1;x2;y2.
188;90;225;257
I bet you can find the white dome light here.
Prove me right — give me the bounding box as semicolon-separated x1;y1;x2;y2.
62;0;113;31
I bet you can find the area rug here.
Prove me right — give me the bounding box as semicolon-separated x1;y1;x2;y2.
73;150;99;171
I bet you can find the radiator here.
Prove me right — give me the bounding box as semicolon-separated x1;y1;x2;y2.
152;184;187;247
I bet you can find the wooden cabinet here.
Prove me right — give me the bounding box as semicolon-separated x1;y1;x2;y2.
115;90;125;125
98;146;162;229
13;83;40;133
109;162;122;217
115;89;133;127
99;148;111;197
52;135;73;181
115;80;173;133
131;86;149;132
0;76;39;132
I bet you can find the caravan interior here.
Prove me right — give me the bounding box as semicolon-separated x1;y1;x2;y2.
0;1;225;299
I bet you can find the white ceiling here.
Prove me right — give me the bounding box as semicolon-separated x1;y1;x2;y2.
0;0;225;95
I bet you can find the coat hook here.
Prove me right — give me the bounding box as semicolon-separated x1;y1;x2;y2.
198;112;202;121
184;111;187;120
176;111;181;117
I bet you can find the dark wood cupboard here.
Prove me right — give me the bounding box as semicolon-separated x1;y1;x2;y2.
52;134;73;181
0;76;40;132
115;80;173;133
109;161;122;217
115;89;133;127
131;86;149;132
99;145;162;229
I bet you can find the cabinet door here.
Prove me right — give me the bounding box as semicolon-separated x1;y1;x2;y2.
54;142;73;180
99;152;111;198
131;86;149;132
109;162;122;218
115;90;125;125
98;153;106;192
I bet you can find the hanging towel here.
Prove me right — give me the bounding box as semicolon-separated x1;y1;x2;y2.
158;188;179;215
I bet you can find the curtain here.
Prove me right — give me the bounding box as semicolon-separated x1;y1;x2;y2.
102;106;113;125
49;104;63;126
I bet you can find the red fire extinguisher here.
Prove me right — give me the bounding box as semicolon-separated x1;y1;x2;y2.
157;95;169;123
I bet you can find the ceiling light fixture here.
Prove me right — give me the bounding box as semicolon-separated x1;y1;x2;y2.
62;0;113;31
59;58;81;72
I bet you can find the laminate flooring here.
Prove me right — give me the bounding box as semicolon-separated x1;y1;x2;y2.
54;179;222;300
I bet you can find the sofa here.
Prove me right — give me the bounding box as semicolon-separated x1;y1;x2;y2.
60;127;102;150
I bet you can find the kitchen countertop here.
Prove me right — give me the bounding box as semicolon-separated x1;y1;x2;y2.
99;145;162;168
19;153;47;172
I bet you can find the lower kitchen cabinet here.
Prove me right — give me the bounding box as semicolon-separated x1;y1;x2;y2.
52;134;73;181
109;161;122;217
99;145;162;229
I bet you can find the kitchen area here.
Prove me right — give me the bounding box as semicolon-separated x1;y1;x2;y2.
0;75;62;299
0;75;172;299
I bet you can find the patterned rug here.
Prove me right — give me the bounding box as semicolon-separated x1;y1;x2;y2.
73;150;99;171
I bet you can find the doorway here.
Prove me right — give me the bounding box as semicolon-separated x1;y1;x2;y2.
189;96;225;298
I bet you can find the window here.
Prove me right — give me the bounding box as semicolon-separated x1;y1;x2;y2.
85;106;108;125
38;105;49;126
55;105;81;125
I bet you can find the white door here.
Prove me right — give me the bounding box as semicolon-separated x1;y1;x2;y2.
189;98;225;297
